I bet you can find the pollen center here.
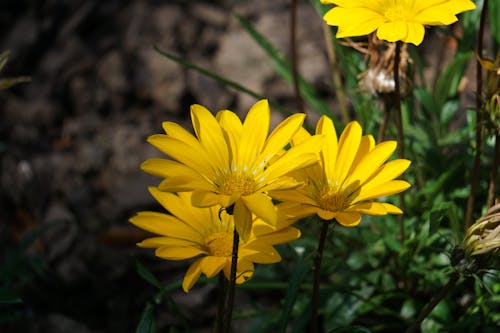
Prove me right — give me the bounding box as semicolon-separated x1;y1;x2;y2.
219;172;256;196
317;188;349;213
384;5;408;21
205;232;234;257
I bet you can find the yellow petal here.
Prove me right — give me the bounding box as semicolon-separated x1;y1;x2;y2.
162;121;199;147
200;256;227;278
234;199;253;242
316;115;338;181
250;227;301;245
363;159;411;189
191;190;232;208
148;189;207;231
349;134;375;175
241;193;277;226
291;126;312;146
376;21;408;43
238;100;270;169
380;202;403;214
347;202;390;216
263;135;324;181
336;212;361;227
257;113;306;169
190;104;229;171
183;258;203;292
217;110;242;163
235;259;254;284
129;212;202;241
356;180;411;201
334;121;362;182
405;22;425;46
317;208;337;220
147;135;214;178
137;237;198;248
247;246;281;264
346;141;397;186
325;7;384;38
155;246;206;260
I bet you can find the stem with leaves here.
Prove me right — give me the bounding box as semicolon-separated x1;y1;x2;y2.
310;219;332;333
487;133;500;208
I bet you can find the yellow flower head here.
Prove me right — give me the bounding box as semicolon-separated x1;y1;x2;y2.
129;188;301;292
271;116;411;227
321;0;476;45
142;99;323;241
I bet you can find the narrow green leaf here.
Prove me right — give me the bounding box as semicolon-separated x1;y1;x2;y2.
135;303;156;333
279;255;312;333
490;0;500;44
0;77;31;90
236;15;337;120
153;46;291;116
135;260;164;291
433;51;473;109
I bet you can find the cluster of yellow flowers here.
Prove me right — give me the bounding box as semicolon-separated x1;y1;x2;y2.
130;100;410;291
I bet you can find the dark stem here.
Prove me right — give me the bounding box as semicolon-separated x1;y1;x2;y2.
487;133;500;208
310;219;331;333
378;97;391;141
290;0;303;113
222;228;240;333
405;273;460;333
466;0;488;228
394;41;406;243
214;272;227;333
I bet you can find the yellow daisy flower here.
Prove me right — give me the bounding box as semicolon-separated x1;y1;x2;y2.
142;99;323;241
271;116;411;226
129;188;301;292
321;0;476;45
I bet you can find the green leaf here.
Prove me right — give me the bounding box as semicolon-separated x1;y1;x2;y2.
279;255;312;333
0;288;22;304
236;15;338;121
135;303;156;333
135;260;164;291
153;46;291;116
433;51;473;109
489;0;500;44
0;77;31;90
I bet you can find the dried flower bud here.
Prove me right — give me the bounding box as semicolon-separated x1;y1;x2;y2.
464;203;500;256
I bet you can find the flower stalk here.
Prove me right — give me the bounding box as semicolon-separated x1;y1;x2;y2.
222;228;240;333
310;219;332;333
405;272;460;333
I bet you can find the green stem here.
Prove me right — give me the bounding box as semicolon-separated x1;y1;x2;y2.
222;228;240;333
290;0;303;113
394;41;406;243
466;0;488;228
310;219;331;333
405;273;460;333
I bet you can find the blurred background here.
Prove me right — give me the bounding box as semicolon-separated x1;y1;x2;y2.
0;0;332;332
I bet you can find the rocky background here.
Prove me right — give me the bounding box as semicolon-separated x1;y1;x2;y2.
0;0;331;332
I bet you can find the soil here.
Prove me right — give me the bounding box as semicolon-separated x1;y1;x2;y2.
0;0;330;332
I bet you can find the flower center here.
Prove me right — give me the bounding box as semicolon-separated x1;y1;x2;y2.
317;188;349;213
384;4;408;21
316;183;360;213
219;172;256;196
204;232;234;257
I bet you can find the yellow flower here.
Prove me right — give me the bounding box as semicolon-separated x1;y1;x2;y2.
321;0;476;45
142;99;323;241
129;188;301;292
271;116;411;226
